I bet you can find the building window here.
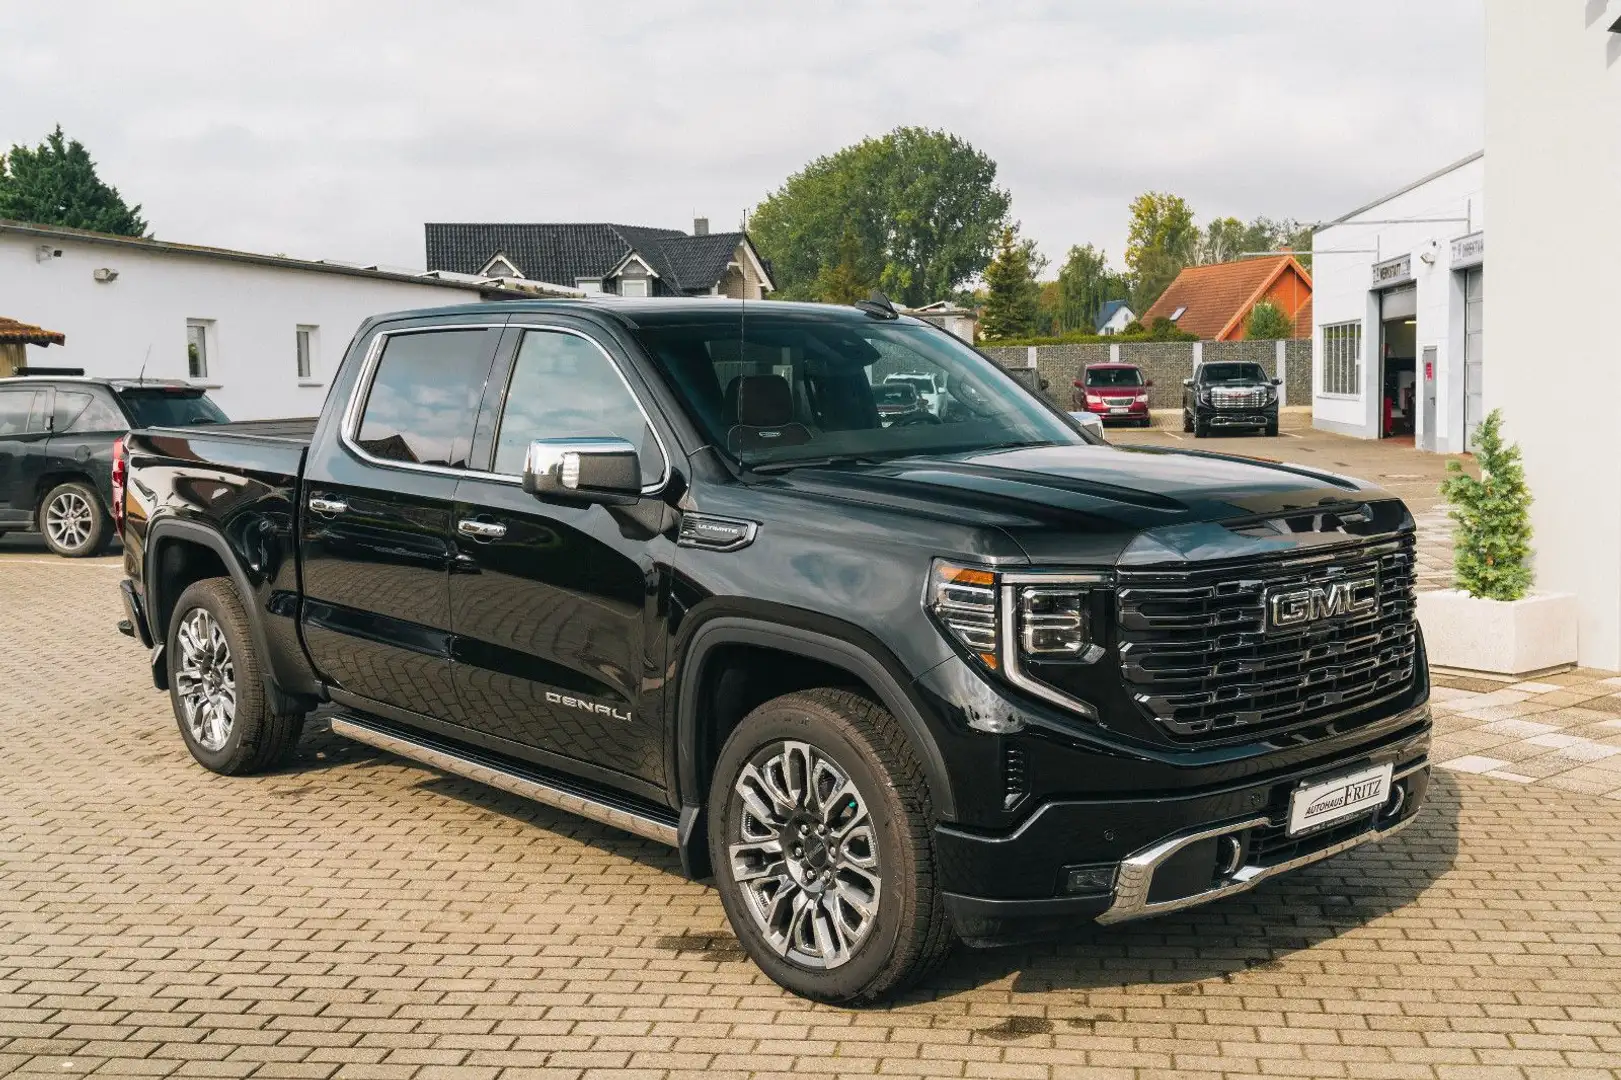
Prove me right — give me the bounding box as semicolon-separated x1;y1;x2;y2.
296;325;317;379
1322;321;1362;396
186;320;211;379
620;277;650;298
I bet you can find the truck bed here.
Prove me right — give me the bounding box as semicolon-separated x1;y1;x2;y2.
151;417;320;443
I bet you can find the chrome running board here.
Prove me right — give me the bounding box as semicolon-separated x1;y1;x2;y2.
330;715;680;846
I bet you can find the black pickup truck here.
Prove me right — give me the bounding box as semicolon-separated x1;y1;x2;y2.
1182;360;1282;438
116;297;1430;1003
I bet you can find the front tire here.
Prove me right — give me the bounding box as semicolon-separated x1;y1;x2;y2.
1194;416;1209;438
167;577;305;775
708;688;952;1004
39;481;109;557
1265;419;1279;437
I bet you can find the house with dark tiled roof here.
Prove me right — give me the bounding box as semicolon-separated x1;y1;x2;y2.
424;218;775;299
1139;254;1312;340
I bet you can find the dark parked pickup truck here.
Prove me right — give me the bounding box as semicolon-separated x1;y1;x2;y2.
116;297;1431;1004
1182;360;1282;437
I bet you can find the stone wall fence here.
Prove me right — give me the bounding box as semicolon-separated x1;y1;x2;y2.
984;339;1312;412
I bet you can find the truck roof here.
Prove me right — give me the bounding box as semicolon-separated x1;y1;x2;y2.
364;296;934;330
0;375;200;390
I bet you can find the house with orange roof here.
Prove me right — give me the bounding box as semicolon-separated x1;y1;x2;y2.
1138;254;1312;341
0;317;66;377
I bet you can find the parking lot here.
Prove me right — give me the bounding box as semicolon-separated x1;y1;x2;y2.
5;431;1621;1079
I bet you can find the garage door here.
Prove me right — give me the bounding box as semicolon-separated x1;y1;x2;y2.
1464;268;1484;450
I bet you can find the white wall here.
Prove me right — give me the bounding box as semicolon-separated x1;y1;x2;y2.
1;233;489;419
1485;2;1621;669
1312;155;1484;447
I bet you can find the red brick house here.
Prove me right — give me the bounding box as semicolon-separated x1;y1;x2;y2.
1139;254;1312;340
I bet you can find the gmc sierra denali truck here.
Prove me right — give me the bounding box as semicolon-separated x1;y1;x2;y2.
116;296;1431;1003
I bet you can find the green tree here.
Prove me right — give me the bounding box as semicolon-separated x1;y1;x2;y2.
0;126;148;236
750;127;1011;306
1047;243;1130;334
980;225;1042;340
1440;411;1534;602
1124;191;1197;311
1243;300;1295;340
812;225;876;304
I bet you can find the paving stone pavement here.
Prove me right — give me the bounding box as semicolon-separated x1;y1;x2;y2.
9;541;1621;1078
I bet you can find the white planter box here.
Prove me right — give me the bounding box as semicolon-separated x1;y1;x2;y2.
1417;590;1579;675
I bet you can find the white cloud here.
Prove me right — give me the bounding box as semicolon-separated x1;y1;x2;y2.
0;0;1482;275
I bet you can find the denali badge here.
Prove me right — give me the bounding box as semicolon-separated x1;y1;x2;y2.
1266;577;1379;630
545;690;632;722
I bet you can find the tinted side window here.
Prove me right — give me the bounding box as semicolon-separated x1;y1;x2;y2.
54;391;128;433
0;391;31;436
493;330;660;484
355;329;492;467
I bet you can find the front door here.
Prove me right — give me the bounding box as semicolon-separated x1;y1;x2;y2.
0;387;52;528
1463;268;1484;451
448;323;672;787
299;322;502;720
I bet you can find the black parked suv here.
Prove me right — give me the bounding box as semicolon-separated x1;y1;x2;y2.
1182;361;1281;437
0;371;227;556
115;298;1430;1003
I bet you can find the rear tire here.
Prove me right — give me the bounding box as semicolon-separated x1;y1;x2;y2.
39;481;109;558
167;577;306;775
708;688;953;1004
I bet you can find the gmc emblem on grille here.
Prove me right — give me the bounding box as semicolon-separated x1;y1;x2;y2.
1266;577;1379;630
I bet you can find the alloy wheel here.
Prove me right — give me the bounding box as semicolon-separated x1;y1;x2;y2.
728;740;882;970
175;608;237;752
45;491;94;552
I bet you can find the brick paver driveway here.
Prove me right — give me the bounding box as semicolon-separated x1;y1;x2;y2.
6;506;1621;1077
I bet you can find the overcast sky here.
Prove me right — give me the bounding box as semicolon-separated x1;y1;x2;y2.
1;1;1483;275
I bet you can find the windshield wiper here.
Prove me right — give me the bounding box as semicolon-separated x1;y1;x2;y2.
747;454;889;475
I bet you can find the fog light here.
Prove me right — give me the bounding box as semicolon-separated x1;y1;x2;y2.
1063;863;1117;895
1380;781;1408;822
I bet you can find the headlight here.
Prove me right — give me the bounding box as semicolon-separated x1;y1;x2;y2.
927;561;1108;729
1198;390;1212;405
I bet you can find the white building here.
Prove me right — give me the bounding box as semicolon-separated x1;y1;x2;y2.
1485;2;1621;669
0;221;526;419
1311;152;1484;452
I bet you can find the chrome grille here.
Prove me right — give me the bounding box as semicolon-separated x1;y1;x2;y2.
1116;534;1418;739
1102;396;1136;407
1210;386;1268;408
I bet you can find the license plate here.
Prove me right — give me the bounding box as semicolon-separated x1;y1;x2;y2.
1287;763;1393;836
1109;406;1129;414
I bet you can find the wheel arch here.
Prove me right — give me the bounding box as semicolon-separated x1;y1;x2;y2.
144;519;284;700
676;616;958;830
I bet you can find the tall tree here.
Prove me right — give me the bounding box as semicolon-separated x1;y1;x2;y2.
813;225;876;305
1123;192;1197;312
1050;243;1130;334
750;127;1011;306
0;126;148;236
980;225;1042;340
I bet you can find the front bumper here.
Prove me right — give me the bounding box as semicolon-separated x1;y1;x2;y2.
936;705;1431;946
1194;403;1277;428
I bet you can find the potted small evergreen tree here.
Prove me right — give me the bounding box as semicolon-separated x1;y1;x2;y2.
1417;409;1577;673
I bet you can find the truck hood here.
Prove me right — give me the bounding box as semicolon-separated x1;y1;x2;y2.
752;443;1396;551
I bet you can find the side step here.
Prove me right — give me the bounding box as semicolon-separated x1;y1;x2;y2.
330;715;680;846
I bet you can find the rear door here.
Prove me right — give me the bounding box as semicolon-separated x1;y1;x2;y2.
0;387;52;528
447;321;672;787
298;320;503;721
48;386;129;508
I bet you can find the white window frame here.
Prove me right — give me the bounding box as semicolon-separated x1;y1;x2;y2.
619;277;651;298
1320;320;1363;398
296;325;320;384
186;319;213;380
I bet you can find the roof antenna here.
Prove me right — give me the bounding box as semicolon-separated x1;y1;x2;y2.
137;343;151;385
855;289;898;320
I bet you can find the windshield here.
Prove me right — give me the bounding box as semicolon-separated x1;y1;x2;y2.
1084;367;1144;388
1202;363;1267;384
118;388;229;427
631;310;1094;467
873;384;919;408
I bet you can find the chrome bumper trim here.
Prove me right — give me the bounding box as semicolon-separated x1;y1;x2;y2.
1096;758;1428;925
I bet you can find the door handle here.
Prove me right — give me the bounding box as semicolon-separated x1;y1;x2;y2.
308;496;348;515
457;519;507;540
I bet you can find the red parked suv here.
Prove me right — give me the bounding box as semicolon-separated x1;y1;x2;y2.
1070;362;1152;427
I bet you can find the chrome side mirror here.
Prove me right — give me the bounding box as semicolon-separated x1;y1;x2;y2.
523;437;641;502
1182;378;1194;388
